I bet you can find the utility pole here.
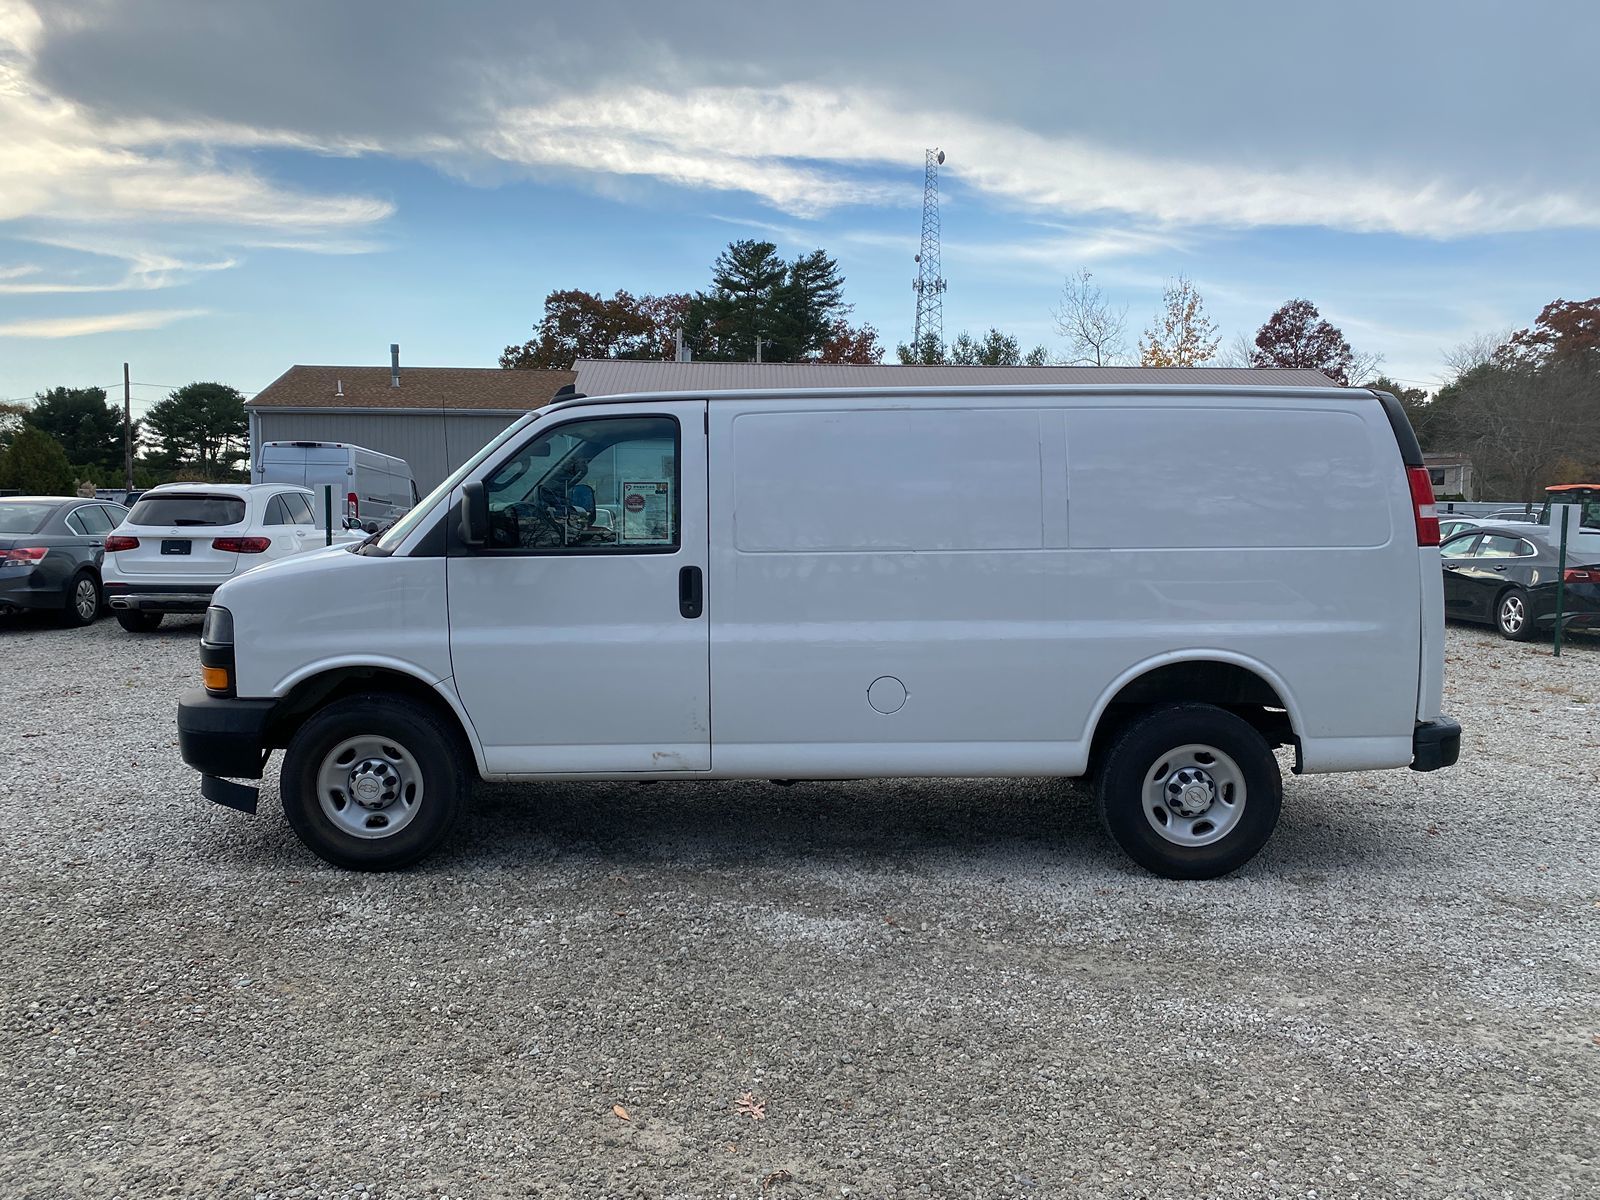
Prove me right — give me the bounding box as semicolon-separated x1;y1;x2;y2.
122;362;133;491
911;148;948;359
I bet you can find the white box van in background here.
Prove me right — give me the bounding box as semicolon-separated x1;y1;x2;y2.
183;385;1461;880
253;441;419;531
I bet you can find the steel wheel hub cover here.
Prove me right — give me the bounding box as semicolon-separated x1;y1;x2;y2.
1166;767;1217;817
349;760;399;809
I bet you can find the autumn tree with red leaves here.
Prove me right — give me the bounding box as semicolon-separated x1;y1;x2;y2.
1249;299;1358;384
500;289;690;369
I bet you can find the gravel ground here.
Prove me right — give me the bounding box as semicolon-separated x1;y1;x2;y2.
1;614;1597;1200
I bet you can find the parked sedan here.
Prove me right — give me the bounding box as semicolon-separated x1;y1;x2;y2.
0;496;130;625
1440;524;1600;640
101;483;361;632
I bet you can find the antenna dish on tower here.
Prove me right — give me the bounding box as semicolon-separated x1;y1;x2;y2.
936;150;945;165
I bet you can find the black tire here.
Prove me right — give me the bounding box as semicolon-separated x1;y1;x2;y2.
115;610;164;633
280;693;468;870
1096;703;1282;880
1494;587;1538;642
59;570;101;627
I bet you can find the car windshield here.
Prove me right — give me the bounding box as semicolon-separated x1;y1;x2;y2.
375;409;545;552
0;502;55;534
128;495;247;527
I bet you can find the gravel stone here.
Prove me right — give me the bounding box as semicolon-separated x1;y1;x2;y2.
1;614;1597;1198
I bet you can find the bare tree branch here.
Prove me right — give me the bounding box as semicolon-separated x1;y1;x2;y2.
1051;269;1128;366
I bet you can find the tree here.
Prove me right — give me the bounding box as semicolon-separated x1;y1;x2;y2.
0;399;27;454
501;289;690;369
144;383;248;480
1505;296;1600;366
27;386;132;477
682;241;853;363
1053;269;1128;365
895;331;944;365
1367;375;1448;448
1249;299;1356;384
773;249;846;357
683;240;790;362
816;319;885;364
895;328;1050;366
1139;276;1220;367
0;424;75;494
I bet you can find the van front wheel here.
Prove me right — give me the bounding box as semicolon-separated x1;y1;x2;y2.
1096;703;1282;880
281;694;468;870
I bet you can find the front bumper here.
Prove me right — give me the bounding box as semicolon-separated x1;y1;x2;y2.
1411;716;1462;772
177;688;275;812
105;581;218;613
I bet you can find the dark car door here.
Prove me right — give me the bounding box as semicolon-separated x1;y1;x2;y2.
64;503;114;569
1439;532;1481;619
1458;533;1531;620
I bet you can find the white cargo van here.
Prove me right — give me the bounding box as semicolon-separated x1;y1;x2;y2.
253;441;418;530
179;386;1460;878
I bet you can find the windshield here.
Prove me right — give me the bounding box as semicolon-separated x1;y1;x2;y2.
0;502;55;535
374;409;546;552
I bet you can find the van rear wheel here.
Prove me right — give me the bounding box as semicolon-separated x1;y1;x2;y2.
1096;703;1281;880
281;694;468;870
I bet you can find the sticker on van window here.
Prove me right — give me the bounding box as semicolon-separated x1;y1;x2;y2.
621;481;672;544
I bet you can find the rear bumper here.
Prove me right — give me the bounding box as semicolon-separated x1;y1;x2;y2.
0;572;63;611
105;581;217;613
1411;717;1462;772
177;687;274;783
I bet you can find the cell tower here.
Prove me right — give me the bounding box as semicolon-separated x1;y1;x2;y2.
911;148;947;356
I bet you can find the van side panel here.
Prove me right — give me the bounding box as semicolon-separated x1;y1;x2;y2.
708;394;1419;779
1066;403;1419;771
711;404;1076;775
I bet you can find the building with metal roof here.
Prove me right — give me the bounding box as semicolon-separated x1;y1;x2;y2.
572;360;1339;395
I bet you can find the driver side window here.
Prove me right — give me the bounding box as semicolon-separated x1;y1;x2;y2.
481;415;679;554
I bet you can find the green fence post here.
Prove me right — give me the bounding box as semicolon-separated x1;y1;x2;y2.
325;485;333;547
1553;509;1569;658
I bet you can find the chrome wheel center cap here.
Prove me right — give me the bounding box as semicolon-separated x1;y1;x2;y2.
1166;768;1216;817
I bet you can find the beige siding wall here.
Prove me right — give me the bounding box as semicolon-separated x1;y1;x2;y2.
252;411;524;489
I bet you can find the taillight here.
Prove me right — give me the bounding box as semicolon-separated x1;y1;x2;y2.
347;492;359;519
2;546;48;565
1407;467;1439;546
212;536;271;554
1566;566;1598;583
104;535;140;552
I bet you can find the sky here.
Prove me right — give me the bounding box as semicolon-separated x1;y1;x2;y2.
1;0;1597;415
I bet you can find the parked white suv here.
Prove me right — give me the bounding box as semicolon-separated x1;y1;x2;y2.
177;385;1461;878
104;483;359;632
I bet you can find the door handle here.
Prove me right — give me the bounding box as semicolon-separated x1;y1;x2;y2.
678;565;703;619
1491;564;1507;572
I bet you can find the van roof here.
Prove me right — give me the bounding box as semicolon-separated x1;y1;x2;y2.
545;382;1379;415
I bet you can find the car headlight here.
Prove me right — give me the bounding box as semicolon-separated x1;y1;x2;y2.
201;605;234;646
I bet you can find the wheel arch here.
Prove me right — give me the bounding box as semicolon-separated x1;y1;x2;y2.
263;663;485;776
1084;651;1303;775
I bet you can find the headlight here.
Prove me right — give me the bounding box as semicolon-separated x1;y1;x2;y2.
201;605;234;645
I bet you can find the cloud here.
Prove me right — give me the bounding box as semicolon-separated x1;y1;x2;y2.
469;84;1600;237
0;237;237;293
0;4;392;233
0;307;207;338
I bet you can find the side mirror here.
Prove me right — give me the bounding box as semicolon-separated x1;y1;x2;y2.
460;481;489;547
569;483;595;516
